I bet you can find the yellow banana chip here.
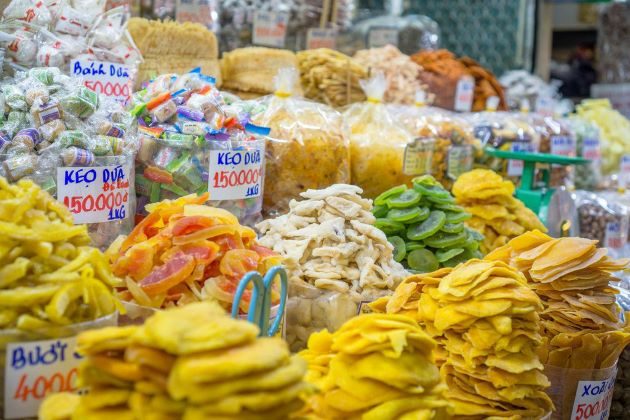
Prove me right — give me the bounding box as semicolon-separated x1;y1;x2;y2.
38;392;80;420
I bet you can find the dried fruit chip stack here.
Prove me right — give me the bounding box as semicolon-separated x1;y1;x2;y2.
39;302;310;420
107;193;281;310
452;169;547;253
374;260;554;418
486;230;630;370
373;175;484;273
0;177;122;331
298;313;451;419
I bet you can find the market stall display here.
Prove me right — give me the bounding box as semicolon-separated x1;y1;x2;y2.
527;114;576;187
373;175;484;273
39;301;311;419
298;313;451;419
343;73;417;199
128;19;221;88
459;56;508;113
371;259;553;418
108;193;281;311
297;48;367;108
597;1;630;84
221;47;301;99
132;69;266;224
575;99;630;175
392;99;477;189
568;116;602;190
0;66;137;248
486;230;630;414
353;45;426;105
250;68;350;216
256;184;407;351
453;169;547;253
499;70;561;112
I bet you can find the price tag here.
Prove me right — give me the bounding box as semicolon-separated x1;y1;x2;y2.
367;27;398;48
176;0;217;28
4;337;83;419
253;11;289;48
454;76;474;112
403;138;434;176
70;59;132;105
570;373;616;420
535;95;555;117
447;145;473;180
621;155;630;189
605;221;624;250
208;149;264;200
306;28;337;50
581;137;601;161
57;164;131;224
551;136;576;157
508;142;537;176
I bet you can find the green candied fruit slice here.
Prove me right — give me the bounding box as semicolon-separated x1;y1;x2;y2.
465;227;484;242
405;241;425;252
444;211;472;224
375;219;405;235
426;194;456;205
435;203;466;212
424;230;468;249
442;249;474;267
441;222;465;233
435;248;465;263
373;204;389;218
387;207;422;222
407;249;439;273
407;210;446;241
463;237;480;252
386;189;421;208
388;236;406;262
405;207;431;224
375;185;408;206
412;175;450;199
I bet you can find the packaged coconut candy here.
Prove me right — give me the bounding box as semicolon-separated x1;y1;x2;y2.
0;177;121;419
39;301;313;420
390;91;478;190
131;69;267;226
249;68;351;217
0;66;137;248
107;193;282;323
343;72;417;199
256;184;408;351
465;97;540;184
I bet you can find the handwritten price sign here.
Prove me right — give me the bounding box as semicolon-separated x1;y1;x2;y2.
582;138;601;161
306;28;337;50
57;164;130;224
208;150;264;200
70;59;132;105
454;76;474;112
253;11;289;47
4;337;83;419
571;374;616;420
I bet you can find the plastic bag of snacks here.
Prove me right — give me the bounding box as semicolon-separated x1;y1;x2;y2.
343;73;416;199
0;66;137;248
250;68;350;216
567;116;602;190
574;190;629;259
466;101;540;184
132;69;267;225
390;92;478;190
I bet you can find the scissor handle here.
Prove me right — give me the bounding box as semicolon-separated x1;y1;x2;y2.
261;266;288;337
231;272;264;327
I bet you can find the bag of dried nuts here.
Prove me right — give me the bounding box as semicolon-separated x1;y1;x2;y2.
575;191;629;258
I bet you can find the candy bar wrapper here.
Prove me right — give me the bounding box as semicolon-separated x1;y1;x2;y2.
40;119;66;142
151;100;177;123
61;146;95;166
61;87;99;118
2;154;36;181
13;128;40;150
25;85;50;106
32;100;63;127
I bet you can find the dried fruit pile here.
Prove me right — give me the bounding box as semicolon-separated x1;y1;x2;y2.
373;175;483;273
39;302;310;420
108;193;280;310
372;260;553;418
298;313;450;419
452;169;547;253
486;230;630;369
0;177;121;331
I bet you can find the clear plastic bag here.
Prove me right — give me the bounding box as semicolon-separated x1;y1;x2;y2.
343;72;415;199
250;68;351;216
568;116;603;190
612;347;630;419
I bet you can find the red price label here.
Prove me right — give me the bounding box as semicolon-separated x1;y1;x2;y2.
13;368;79;402
571;374;616;420
63;191;128;220
212;168;263;189
208;150;264;201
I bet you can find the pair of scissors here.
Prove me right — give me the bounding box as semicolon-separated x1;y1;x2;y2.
231;266;288;337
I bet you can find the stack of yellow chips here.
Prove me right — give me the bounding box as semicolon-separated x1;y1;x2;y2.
0;177;121;331
452;169;547;253
39;302;310;420
299;313;451;419
373;260;553;418
486;230;630;369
